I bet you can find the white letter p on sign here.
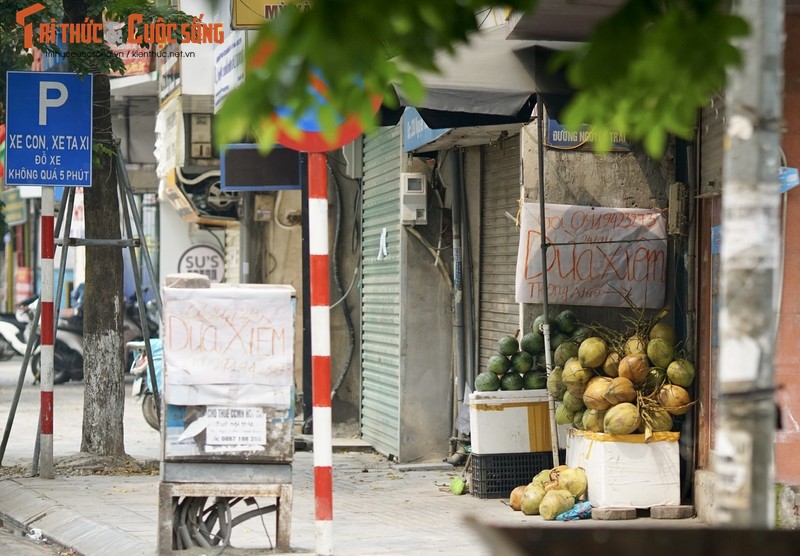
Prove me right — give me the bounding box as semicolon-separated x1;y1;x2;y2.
39;81;68;126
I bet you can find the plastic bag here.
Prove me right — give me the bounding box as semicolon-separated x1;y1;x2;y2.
555;500;593;521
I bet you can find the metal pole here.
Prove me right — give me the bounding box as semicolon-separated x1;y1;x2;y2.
714;0;783;527
38;188;55;479
537;102;560;467
309;152;333;555
452;150;466;411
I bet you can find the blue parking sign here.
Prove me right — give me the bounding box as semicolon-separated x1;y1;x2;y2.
4;71;93;188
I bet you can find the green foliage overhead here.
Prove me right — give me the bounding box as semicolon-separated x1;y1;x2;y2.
215;1;540;148
556;0;749;156
215;0;749;158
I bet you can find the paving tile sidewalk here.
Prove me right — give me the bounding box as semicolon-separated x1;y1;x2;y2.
0;446;709;556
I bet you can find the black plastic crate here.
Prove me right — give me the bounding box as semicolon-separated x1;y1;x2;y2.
470;451;557;499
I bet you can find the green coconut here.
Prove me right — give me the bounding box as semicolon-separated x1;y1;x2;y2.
563;391;586;413
550;332;570;350
546;366;566;400
644;367;667;395
649;321;677;346
624;334;647;356
539;489;576;520
487;354;511;375
511;350;535;374
582;408;606;432
562;357;593;397
572;409;585;429
578;337;608;369
647;337;675;369
667;358;696;387
531;468;552;487
642;406;674;432
602;351;621;377
557;467;588;499
555;309;579;335
570;327;591;344
555;403;575;425
554;341;579;367
520;331;545;355
533;314;556;334
604;402;641;435
520;482;547;516
498;335;520;356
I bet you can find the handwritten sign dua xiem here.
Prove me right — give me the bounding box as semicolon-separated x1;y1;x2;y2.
515;203;667;308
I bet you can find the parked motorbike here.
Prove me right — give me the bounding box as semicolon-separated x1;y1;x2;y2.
24;293;154;385
25;299;85;385
0;296;37;360
124;291;161;369
128;338;163;430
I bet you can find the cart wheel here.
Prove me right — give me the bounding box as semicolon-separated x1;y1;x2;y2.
142;392;161;431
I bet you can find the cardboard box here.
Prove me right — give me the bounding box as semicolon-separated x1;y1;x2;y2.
566;428;681;508
468;390;554;454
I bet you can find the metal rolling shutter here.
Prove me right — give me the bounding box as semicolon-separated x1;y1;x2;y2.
360;127;402;456
478;136;521;369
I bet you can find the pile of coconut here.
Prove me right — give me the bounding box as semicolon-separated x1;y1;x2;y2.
545;312;694;437
509;465;588;519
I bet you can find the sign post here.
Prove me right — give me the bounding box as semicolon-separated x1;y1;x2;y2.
248;41;378;554
4;71;93;479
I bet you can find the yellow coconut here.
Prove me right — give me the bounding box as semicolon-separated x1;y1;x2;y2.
624;334;647;355
604;376;637;405
583;376;612;410
604;402;641;435
618;353;650;385
510;485;526;511
657;384;692;415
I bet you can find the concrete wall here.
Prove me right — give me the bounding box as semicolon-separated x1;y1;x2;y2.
260;150;363;431
776;12;800;486
397;153;454;462
158;201;225;279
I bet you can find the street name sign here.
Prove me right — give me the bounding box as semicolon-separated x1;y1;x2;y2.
4;71;93;187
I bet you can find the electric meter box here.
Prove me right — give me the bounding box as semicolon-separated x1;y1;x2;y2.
400;172;428;225
161;282;296;464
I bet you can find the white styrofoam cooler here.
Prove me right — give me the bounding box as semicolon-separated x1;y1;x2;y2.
468;390;553;454
566;428;681;508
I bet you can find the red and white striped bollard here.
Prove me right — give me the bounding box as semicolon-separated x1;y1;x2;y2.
308;152;333;554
